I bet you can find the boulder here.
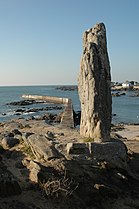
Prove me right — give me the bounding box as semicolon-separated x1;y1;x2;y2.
28;160;41;183
89;141;127;168
28;134;63;161
67;143;90;155
66;141;127;168
0;161;21;197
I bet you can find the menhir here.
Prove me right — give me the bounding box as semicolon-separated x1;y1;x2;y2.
78;23;112;142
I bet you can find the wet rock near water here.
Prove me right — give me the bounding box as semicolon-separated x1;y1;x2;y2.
2;104;63;121
112;92;126;97
73;111;81;126
15;106;63;115
111;124;125;132
6;99;46;106
129;93;139;97
56;85;77;91
30;112;63;123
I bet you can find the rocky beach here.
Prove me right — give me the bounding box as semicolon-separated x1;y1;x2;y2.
0;115;139;209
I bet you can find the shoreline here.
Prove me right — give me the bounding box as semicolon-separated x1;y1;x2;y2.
1;116;139;143
111;85;139;91
1;85;139;124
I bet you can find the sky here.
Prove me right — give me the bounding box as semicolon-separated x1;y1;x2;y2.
0;0;139;86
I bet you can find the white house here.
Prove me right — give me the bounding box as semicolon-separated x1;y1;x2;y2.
122;82;133;89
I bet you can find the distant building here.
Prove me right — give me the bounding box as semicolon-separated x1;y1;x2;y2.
133;81;139;86
122;81;133;89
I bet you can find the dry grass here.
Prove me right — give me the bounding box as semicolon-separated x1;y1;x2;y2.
39;172;78;198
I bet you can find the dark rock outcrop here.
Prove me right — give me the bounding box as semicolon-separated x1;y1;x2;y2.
2;136;19;149
7;99;44;106
56;86;77;91
0;160;21;197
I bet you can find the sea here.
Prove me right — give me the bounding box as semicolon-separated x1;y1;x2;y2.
0;85;139;124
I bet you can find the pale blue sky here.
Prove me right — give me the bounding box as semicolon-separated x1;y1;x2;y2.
0;0;139;86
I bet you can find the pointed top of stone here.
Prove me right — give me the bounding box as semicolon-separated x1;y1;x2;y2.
83;22;107;48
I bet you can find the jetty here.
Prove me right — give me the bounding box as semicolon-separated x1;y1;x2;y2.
22;94;74;128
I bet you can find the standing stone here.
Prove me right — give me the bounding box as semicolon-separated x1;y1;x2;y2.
78;23;112;142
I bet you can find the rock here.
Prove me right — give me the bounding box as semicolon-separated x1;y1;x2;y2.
30;113;62;123
56;86;77;91
22;132;34;146
133;136;139;141
14;134;22;141
90;141;127;168
15;161;25;169
7;99;39;106
0;200;41;209
112;92;126;97
28;134;63;161
3;121;24;131
73;111;81;126
2;137;19;149
22;158;30;167
78;23;112;142
129;93;139;97
66;141;127;168
12;129;22;135
0;161;21;197
28;160;41;183
0;145;4;154
45;131;55;140
67;143;90;155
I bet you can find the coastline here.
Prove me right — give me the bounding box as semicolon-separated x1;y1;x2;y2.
111;85;139;91
1;85;139;124
0;88;139;208
1;116;139;150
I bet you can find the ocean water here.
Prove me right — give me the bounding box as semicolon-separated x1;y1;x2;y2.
0;86;80;122
0;86;139;124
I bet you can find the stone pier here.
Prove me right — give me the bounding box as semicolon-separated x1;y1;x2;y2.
22;94;74;128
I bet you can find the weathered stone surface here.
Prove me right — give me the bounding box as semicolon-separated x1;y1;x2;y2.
78;23;112;142
60;99;74;128
89;141;127;168
12;129;22;135
2;136;19;149
67;143;90;155
28;134;63;161
66;141;127;168
28;160;41;183
22;132;34;146
0;161;21;197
